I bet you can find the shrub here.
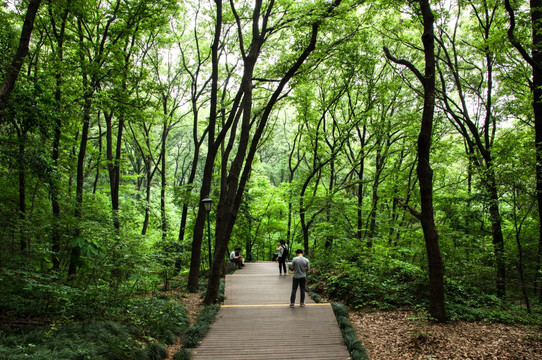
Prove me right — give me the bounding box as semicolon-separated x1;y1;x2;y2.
331;303;370;360
310;256;426;310
181;305;220;349
125;297;189;344
0;295;190;360
173;348;191;360
0;320;139;360
133;343;168;360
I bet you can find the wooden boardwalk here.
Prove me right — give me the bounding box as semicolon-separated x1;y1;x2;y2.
191;262;351;359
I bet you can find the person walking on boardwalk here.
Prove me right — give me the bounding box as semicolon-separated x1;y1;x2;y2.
276;240;289;275
290;249;310;308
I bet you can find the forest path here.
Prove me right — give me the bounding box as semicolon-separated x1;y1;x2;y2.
190;261;350;359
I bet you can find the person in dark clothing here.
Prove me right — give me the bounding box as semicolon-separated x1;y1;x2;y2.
276;240;288;275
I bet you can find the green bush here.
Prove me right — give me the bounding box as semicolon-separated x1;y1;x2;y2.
133;343;168;360
443;278;542;324
181;305;220;349
173;348;191;360
0;268;84;319
126;297;190;344
0;295;190;360
311;256;426;310
0;320;138;360
331;303;370;360
311;252;542;325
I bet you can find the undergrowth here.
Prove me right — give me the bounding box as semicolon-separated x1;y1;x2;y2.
331;303;370;360
0;269;191;360
310;254;542;325
0;320;138;360
180;304;220;350
174;278;224;359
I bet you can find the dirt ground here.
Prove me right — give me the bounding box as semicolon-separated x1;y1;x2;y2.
166;291;203;360
350;308;542;360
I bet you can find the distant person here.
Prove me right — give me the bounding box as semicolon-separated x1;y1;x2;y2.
276;240;289;275
229;247;244;269
289;249;310;308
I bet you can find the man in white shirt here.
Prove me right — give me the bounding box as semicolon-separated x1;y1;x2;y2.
229;247;244;269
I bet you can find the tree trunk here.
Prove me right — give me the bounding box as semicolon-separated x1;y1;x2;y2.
178;98;205;243
0;0;42;117
356;125;366;242
532;0;542;303
384;0;446;321
141;154;151;235
160;121;167;242
187;0;223;292
512;187;531;313
505;0;542;302
105;110;123;230
203;53;257;303
93;116;102;194
69;92;91;278
18;136;26;251
367;145;382;244
485;168;506;297
389;145;405;243
49;1;70;269
51;63;63;269
417;0;446;322
286;127;302;245
203;1;344;304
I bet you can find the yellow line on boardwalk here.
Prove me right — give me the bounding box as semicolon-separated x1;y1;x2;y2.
227;273;291;277
221;303;331;308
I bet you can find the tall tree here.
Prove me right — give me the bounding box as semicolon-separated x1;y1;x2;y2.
505;0;542;302
384;0;446;322
46;0;72;269
187;0;225;292
437;0;507;297
203;0;345;304
176;4;213;245
70;0;124;277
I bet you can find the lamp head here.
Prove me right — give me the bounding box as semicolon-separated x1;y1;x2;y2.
202;196;213;212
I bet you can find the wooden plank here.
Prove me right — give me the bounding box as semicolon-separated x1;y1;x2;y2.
191;262;350;360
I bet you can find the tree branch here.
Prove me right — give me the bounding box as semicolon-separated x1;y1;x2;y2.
396;197;422;221
504;0;542;72
383;46;424;84
0;0;43;115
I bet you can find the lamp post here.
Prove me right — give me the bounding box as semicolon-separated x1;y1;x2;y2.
202;196;213;268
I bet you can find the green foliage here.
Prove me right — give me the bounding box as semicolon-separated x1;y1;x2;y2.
444;279;542;324
215;278;226;303
181;305;220;349
124;297;189;344
133;343;168;360
310;252;426;310
0;321;138;360
0;268;85;319
0;2;540;358
309;291;321;303
0;293;189;359
311;247;542;325
173;348;191;360
331;303;370;360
